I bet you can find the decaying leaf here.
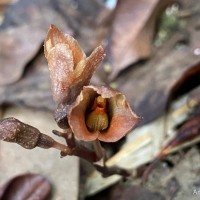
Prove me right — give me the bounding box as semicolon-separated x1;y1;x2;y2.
0;23;45;85
107;0;172;79
110;184;165;200
0;55;54;111
160;109;200;156
44;25;105;104
115;37;200;125
166;62;200;112
0;174;51;200
1;0;111;52
69;85;140;142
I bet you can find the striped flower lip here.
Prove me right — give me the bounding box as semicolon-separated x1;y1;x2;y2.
68;85;140;142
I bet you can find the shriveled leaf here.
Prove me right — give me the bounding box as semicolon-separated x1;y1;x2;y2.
107;0;172;79
0;174;51;200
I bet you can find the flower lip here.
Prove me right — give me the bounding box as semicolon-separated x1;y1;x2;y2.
86;95;109;132
68;85;140;142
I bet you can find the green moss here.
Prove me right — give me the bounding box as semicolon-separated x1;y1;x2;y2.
154;3;181;47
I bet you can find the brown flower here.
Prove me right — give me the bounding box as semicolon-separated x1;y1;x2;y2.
68;85;140;142
44;25;105;104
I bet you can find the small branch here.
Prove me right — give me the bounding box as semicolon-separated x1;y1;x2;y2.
93;139;106;163
53;129;103;162
72;144;100;163
52;129;76;148
93;164;131;178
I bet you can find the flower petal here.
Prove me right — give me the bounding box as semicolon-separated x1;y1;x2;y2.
79;45;105;82
98;94;140;142
69;85;140;142
69;88;99;141
47;43;74;104
44;24;86;65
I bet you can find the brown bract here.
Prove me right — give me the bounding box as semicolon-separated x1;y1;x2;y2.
44;25;105;104
69;85;140;142
0;117;56;149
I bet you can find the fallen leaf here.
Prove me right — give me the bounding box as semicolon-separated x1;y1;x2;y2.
0;23;45;85
1;0;111;52
110;184;165;200
160;108;200;156
166;62;200;112
107;0;172;79
0;55;55;111
0;174;51;200
116;33;200;125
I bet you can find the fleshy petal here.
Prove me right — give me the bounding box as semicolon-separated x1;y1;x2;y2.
69;88;99;141
69;85;140;142
98;94;139;142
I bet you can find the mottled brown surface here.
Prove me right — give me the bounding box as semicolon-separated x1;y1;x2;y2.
0;174;51;200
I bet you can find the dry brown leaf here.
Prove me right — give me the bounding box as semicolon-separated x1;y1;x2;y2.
0;55;54;111
110;185;165;200
0;24;45;85
0;174;51;200
107;0;172;79
1;0;111;52
116;31;200;125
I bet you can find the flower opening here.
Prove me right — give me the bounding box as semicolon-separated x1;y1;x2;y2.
69;85;140;142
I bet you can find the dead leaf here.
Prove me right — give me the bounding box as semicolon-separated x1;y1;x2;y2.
52;0;113;52
116;32;200;125
166;62;200;112
0;174;51;200
0;55;55;111
110;184;165;200
160;109;200;156
107;0;172;79
1;0;111;52
0;23;45;85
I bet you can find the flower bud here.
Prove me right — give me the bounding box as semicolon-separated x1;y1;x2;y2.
44;25;105;104
0;117;57;149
